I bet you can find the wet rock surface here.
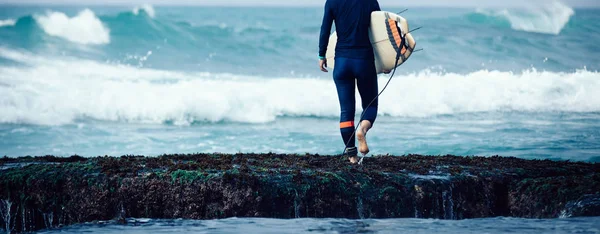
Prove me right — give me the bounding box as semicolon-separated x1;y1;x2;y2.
561;194;600;218
0;154;599;233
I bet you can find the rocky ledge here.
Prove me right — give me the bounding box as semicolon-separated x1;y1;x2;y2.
1;154;599;233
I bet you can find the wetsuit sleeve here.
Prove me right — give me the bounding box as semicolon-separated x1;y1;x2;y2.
318;0;334;58
373;1;381;11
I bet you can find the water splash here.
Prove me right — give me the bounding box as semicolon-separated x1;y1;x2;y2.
34;9;110;44
559;209;571;218
293;189;300;218
42;211;54;229
475;0;574;35
442;185;455;220
21;206;26;233
1;199;14;234
357;196;365;219
124;50;153;68
413;185;423;218
132;4;156;18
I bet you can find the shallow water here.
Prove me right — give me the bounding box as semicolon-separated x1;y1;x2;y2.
2;112;599;161
37;217;600;234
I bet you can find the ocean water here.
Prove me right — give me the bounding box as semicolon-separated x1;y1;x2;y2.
1;2;599;161
1;3;600;233
37;217;600;234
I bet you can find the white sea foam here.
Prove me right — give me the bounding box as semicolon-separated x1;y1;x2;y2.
477;0;574;35
133;4;156;18
1;48;599;126
409;174;451;180
0;19;16;27
34;9;110;45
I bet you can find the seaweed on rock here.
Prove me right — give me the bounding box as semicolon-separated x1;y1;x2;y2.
0;154;599;233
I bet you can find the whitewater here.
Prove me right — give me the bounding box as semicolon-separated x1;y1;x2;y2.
1;48;599;125
0;3;599;161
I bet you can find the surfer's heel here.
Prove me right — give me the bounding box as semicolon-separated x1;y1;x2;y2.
344;147;360;164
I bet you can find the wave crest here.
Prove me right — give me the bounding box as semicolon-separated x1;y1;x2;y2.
0;18;16;27
1;48;599;126
34;9;110;45
474;0;574;35
132;4;156;18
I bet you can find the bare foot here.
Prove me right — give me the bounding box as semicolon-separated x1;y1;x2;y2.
349;156;359;164
344;147;359;164
357;120;372;155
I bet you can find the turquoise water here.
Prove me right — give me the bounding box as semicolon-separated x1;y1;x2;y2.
37;217;600;234
1;3;600;161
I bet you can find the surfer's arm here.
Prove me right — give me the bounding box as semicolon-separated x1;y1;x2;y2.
318;0;334;59
373;1;381;11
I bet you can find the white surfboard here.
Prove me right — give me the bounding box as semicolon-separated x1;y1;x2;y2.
325;11;416;74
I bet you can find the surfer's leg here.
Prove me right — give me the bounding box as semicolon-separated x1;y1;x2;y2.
333;57;357;156
356;60;378;124
355;59;378;155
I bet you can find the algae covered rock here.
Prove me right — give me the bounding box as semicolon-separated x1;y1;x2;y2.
0;154;599;233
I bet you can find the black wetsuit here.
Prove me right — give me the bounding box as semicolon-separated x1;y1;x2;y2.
319;0;381;150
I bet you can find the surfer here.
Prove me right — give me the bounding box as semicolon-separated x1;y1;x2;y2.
318;0;384;163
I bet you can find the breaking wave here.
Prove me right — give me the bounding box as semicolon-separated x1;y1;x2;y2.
132;4;156;18
0;18;16;27
33;9;110;44
1;48;599;126
471;0;574;35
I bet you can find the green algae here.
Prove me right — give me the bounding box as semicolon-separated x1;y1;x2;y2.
170;169;205;184
323;171;347;184
169;169;223;184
